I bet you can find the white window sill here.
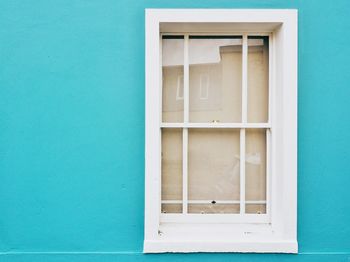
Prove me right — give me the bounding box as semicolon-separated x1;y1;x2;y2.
144;223;297;253
144;240;298;253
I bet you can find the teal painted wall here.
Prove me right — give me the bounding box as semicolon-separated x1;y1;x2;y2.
0;0;350;261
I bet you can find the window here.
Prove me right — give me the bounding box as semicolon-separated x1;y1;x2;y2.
145;9;298;253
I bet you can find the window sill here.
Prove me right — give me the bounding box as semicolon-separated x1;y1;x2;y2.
144;239;298;253
144;223;297;253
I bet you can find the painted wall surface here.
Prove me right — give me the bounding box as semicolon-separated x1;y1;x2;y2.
0;0;349;261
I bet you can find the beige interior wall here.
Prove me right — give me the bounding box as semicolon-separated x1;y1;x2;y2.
161;129;267;214
162;38;268;124
162;38;184;123
246;204;266;214
188;129;240;201
189;204;240;214
189;48;242;123
245;129;266;202
161;37;269;214
161;204;182;214
161;129;183;201
162;66;184;122
247;38;269;123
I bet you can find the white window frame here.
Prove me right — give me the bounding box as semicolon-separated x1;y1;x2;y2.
145;9;298;253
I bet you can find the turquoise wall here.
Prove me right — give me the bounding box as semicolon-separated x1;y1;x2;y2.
1;0;350;261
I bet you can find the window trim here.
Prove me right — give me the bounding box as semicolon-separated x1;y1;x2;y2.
145;9;298;253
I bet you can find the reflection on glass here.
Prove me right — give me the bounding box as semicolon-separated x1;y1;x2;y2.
246;204;266;214
245;129;266;205
161;129;182;214
188;129;240;213
162;36;184;122
247;36;269;123
189;204;239;214
189;36;242;123
161;204;182;214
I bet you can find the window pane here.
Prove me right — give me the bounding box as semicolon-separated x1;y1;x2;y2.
161;129;182;214
189;36;242;123
162;36;184;123
246;204;266;214
189;204;239;214
161;204;182;214
247;36;269;123
245;129;266;206
188;129;240;213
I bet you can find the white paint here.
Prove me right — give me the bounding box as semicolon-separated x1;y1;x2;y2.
144;12;161;242
144;240;297;253
184;35;189;123
240;34;248;216
240;128;246;215
182;35;190;214
242;34;248;124
182;128;188;214
145;8;298;253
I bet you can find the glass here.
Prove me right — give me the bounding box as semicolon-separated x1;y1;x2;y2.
189;204;239;214
246;204;266;214
161;204;182;214
245;129;266;212
188;129;240;213
189;36;242;123
161;129;183;213
162;36;184;123
247;36;269;123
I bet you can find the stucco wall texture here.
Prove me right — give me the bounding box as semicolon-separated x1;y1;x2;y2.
0;0;350;261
